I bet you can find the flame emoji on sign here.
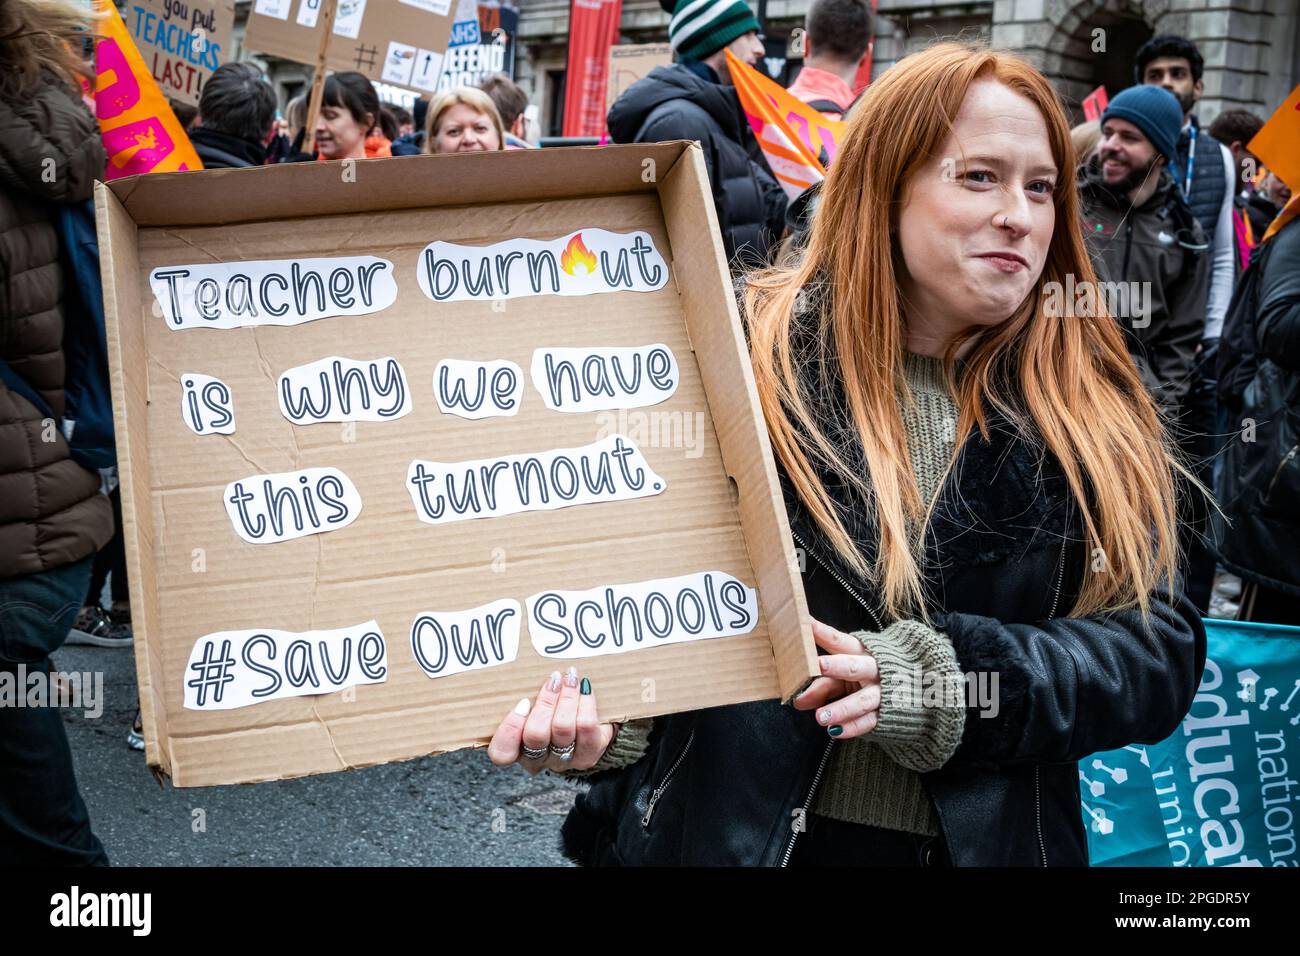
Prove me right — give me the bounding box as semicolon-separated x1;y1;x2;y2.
559;233;598;276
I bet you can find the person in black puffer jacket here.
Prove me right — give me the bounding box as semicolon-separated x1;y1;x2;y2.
0;0;114;866
607;0;787;273
1213;201;1300;624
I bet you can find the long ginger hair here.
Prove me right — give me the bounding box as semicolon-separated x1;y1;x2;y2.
746;42;1186;620
0;0;97;99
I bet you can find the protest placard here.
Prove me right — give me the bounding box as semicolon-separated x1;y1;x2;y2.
606;43;671;117
95;143;816;786
245;0;454;95
121;0;235;107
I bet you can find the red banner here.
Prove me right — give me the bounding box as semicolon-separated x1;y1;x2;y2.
563;0;622;138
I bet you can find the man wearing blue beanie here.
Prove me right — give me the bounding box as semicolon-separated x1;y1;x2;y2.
607;0;787;270
1079;82;1211;602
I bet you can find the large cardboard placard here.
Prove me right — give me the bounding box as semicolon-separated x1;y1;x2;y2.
123;0;236;107
246;0;454;95
96;143;816;787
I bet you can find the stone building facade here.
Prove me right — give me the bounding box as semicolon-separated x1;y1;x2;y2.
223;1;1297;136
517;0;1300;135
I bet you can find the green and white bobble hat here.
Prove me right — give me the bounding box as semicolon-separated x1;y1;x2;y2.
668;0;762;62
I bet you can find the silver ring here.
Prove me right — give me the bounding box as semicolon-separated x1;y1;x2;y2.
521;743;549;760
549;741;576;761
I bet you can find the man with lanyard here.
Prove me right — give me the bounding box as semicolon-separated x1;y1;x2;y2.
1135;34;1235;614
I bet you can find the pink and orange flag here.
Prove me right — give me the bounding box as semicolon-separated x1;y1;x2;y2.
92;0;202;180
726;49;847;199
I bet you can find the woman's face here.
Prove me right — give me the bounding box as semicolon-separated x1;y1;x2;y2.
895;79;1058;355
433;103;500;153
315;104;369;160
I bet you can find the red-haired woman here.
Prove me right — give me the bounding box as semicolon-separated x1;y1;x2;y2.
487;42;1206;866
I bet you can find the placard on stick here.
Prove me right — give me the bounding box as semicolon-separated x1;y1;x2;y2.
246;0;454;95
96;143;817;787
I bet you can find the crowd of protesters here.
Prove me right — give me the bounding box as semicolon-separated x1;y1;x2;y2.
1;0;1296;867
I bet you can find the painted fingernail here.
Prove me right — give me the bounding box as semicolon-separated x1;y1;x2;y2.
819;708;832;724
565;666;579;688
828;725;843;737
580;677;592;695
514;698;530;716
548;671;561;692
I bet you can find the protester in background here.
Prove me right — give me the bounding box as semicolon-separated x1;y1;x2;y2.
1137;35;1235;341
364;105;395;158
393;105;415;137
387;104;421;155
1070;119;1100;166
422;88;504;153
1080;86;1209;417
787;0;872;119
607;0;787;272
479;73;534;149
1079;86;1212;611
1213;194;1300;624
489;43;1204;868
1137;36;1238;613
313;71;380;161
1240;169;1288;241
0;0;113;866
186;62;278;169
1207;109;1265;275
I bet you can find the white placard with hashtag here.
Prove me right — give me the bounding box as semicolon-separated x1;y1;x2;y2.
183;621;389;710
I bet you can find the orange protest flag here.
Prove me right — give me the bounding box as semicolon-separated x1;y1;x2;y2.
1248;84;1299;200
726;49;847;199
94;0;202;179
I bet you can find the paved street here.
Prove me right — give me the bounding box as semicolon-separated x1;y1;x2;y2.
53;643;577;866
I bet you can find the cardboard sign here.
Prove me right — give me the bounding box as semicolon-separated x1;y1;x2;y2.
94;0;203;178
246;0;453;95
122;0;236;107
606;43;671;116
96;143;816;786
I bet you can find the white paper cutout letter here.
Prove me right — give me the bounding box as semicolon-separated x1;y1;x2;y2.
409;599;522;679
180;372;235;435
406;434;665;525
416;229;668;303
183;620;388;711
434;359;524;420
151;256;397;330
277;356;412;424
526;571;759;660
531;344;678;413
224;467;362;544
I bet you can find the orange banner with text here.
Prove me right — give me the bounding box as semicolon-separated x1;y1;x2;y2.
94;0;203;180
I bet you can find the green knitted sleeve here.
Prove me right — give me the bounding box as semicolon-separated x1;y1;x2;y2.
553;718;655;779
850;620;967;772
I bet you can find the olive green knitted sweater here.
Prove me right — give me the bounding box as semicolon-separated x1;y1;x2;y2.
563;353;967;834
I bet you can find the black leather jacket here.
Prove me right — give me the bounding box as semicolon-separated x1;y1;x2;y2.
561;400;1206;866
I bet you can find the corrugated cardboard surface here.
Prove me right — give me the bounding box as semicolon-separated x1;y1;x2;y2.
98;143;814;787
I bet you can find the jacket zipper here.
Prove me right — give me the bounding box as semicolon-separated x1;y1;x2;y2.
640;728;695;828
781;530;886;866
1263;445;1299;505
1034;533;1069;868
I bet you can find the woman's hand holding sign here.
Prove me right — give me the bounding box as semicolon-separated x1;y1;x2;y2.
489;667;618;774
793;619;882;739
